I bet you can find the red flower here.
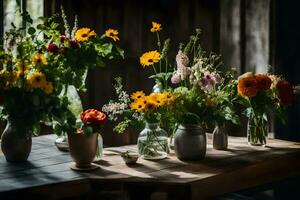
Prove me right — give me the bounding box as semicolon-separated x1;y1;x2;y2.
70;40;79;48
80;109;107;126
255;74;272;91
276;80;294;106
47;43;59;53
60;34;69;43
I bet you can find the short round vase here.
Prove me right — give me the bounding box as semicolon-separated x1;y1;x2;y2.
174;124;206;160
1;118;32;162
67;132;99;171
137;122;169;160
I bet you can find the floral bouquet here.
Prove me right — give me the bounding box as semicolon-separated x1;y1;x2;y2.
237;71;294;146
68;109;107;170
28;7;124;138
166;30;239;130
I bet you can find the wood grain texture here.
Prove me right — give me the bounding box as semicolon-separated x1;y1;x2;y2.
1;134;300;199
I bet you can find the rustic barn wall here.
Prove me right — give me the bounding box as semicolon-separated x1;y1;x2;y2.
42;0;300;144
45;0;220;146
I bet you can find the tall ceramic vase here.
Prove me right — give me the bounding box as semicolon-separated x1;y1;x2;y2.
1;118;32;162
67;132;99;171
174;124;206;160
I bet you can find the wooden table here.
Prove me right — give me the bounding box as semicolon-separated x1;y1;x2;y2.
1;134;300;200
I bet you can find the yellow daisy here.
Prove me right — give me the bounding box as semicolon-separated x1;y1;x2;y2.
131;99;146;112
32;53;46;67
131;91;145;100
26;72;47;91
75;28;97;42
148;93;165;107
161;92;175;104
105;29;120;42
140;50;160;67
144;101;157;112
16;62;29;77
43;81;54;94
150;22;162;32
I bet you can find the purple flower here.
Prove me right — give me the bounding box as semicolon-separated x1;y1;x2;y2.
200;71;221;91
171;73;181;84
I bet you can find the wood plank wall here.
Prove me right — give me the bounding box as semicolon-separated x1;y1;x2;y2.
42;0;279;145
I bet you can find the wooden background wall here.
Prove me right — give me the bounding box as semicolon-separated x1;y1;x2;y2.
41;0;300;145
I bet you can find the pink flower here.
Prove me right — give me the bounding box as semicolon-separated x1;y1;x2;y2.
176;50;189;69
171;73;181;84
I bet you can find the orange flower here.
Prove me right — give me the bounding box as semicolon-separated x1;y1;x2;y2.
255;74;272;91
276;80;294;105
80;109;107;126
237;76;258;98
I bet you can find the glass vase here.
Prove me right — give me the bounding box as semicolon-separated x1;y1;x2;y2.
94;133;103;161
137;122;169;160
247;114;268;146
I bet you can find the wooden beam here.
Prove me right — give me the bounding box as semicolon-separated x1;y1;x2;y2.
220;0;241;72
245;0;271;73
0;0;3;42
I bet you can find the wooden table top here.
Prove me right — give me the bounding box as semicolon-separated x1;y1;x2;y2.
1;134;300;199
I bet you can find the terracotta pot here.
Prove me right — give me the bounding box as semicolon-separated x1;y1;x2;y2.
1;118;32;162
67;132;98;169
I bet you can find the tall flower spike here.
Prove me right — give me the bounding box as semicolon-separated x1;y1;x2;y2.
71;15;78;40
61;5;70;38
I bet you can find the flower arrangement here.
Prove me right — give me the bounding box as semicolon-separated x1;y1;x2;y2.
237;71;294;145
0;11;71;135
166;30;239;129
77;109;107;135
139;22;172;90
31;7;124;135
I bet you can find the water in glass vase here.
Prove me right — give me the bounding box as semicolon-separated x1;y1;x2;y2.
247;114;268;146
137;122;169;160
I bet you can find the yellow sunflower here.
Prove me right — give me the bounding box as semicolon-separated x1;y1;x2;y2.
131;98;146;112
140;50;160;67
26;72;47;91
105;28;120;42
150;22;162;32
131;91;145;100
75;28;97;42
148;93;165;107
43;81;54;94
161;92;175;104
16;62;29;77
32;53;46;67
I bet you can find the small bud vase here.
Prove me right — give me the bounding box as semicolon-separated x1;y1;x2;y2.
212;125;228;150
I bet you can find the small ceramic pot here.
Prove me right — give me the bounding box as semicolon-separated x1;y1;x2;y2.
121;152;139;164
67;132;98;171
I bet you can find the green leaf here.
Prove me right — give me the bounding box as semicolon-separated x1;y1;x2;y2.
28;27;36;35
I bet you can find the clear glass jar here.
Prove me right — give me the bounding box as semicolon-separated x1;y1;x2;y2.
247;114;268;146
94;133;103;161
137;122;169;160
